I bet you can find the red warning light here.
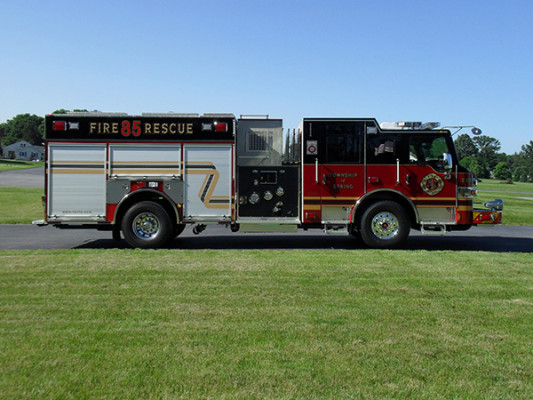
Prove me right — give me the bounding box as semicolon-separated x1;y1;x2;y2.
215;122;227;132
53;121;67;131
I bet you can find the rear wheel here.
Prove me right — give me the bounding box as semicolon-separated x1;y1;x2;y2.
360;201;410;248
122;201;173;248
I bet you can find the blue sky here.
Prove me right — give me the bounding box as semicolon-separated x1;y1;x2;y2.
1;0;532;154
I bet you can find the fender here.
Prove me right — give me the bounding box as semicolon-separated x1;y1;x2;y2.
351;188;419;224
113;188;181;225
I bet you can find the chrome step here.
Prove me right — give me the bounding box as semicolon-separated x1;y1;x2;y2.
420;223;447;235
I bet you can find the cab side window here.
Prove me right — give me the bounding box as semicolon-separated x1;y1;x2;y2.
366;134;403;164
325;123;362;163
409;136;449;168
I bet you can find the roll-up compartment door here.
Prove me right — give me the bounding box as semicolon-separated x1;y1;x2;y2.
184;145;232;219
109;144;181;177
48;144;107;219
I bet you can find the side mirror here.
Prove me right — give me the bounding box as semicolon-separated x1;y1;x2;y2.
443;153;453;170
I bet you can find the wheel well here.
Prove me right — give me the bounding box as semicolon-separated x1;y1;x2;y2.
352;191;417;232
114;190;179;231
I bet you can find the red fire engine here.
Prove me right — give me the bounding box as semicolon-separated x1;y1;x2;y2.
35;112;503;249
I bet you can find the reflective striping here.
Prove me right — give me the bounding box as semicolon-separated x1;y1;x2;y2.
52;169;105;174
186;163;231;209
51;161;105;174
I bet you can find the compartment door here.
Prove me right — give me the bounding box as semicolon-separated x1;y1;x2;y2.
109;144;181;177
184;145;232;219
48;144;107;219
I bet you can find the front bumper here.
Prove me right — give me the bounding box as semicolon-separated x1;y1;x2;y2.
473;199;504;225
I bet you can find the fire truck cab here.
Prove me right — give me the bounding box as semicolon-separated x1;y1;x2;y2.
36;112;503;249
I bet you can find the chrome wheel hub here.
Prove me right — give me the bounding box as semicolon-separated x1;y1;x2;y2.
132;212;160;240
371;212;399;240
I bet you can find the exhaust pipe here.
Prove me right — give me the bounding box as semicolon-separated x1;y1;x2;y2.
192;224;206;235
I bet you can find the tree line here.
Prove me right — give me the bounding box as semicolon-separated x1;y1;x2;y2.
0;110;90;154
454;134;533;182
1;112;532;182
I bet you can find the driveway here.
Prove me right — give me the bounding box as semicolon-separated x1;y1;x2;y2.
0;166;44;188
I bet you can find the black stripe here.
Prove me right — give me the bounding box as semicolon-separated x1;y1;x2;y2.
304;199;355;206
201;175;214;202
186;164;216;170
413;200;456;207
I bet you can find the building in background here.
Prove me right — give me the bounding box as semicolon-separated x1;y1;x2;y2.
2;140;44;161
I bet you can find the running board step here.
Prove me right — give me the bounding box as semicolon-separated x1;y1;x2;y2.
420;224;447;235
323;225;348;235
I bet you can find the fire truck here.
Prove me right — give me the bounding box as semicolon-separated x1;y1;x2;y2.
35;112;503;249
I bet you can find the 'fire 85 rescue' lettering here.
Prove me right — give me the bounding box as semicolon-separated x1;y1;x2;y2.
88;121;194;137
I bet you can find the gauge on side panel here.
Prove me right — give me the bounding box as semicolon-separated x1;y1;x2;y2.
249;192;260;205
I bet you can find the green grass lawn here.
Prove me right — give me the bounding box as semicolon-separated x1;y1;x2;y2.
476;180;533;225
0;160;44;171
0;249;531;399
0;187;43;224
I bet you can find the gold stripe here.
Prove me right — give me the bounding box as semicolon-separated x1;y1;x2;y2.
52;161;103;165
52;169;105;174
410;197;456;201
111;161;179;165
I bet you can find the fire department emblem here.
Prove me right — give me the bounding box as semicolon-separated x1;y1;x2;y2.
420;173;444;196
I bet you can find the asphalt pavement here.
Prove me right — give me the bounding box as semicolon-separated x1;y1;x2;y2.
0;165;44;188
1;224;532;252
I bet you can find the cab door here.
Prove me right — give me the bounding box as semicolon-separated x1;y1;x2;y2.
302;120;365;224
405;134;458;224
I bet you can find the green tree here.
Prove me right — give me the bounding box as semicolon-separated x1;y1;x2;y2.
515;141;533;182
1;114;44;146
460;156;487;178
493;161;511;181
473;135;501;173
454;134;478;160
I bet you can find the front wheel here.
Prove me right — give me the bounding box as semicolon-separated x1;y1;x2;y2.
121;201;173;248
359;201;410;249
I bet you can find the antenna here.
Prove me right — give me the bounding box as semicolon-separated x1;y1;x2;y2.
442;126;482;136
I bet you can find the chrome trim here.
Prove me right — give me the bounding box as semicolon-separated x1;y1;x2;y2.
370;211;400;239
484;199;504;211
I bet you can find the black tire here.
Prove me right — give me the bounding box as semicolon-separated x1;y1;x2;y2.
121;201;173;249
359;201;410;249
